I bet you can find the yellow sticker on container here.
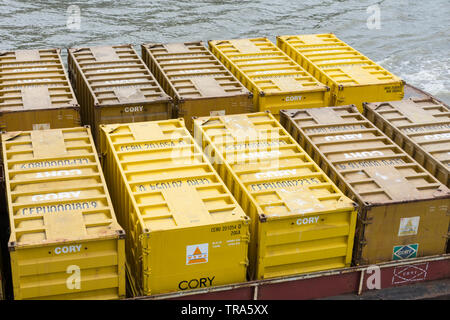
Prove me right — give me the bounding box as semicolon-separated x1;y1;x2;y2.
398;216;420;236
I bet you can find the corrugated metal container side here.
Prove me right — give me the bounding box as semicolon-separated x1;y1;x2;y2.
279;106;450;265
193;112;357;280
2;127;125;300
277;34;404;111
0;48;80;131
99;119;250;296
364;98;450;187
208;38;330;119
141;41;254;132
67;45;172;145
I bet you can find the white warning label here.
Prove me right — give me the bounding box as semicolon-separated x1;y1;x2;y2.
398;216;420;236
32;123;50;130
186;243;209;265
210;110;225;116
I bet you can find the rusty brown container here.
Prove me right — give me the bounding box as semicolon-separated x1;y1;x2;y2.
364;98;450;187
280;106;450;265
0;48;80;131
67;44;172;145
141;41;254;132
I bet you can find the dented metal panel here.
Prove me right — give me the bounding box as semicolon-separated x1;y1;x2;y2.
277;34;404;111
193;112;357;280
280;106;450;265
208;38;330;118
67;45;172;145
141;41;254;131
99;119;249;296
2;127;125;300
0;48;80;131
364;97;450;187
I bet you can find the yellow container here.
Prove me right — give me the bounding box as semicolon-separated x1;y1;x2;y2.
141;41;254;132
277;34;404;112
193;112;357;280
0;48;80;131
67;45;172;145
2;127;125;300
208;38;330;119
280;106;450;265
99;119;250;296
364;98;450;187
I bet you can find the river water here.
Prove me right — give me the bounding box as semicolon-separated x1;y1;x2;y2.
1;0;449;103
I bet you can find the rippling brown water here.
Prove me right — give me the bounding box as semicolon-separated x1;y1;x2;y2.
1;0;448;103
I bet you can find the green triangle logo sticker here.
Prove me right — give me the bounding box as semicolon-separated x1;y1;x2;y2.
393;244;418;260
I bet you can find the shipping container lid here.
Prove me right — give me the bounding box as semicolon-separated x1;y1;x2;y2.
364;98;450;169
2;127;123;248
100;119;248;231
0;48;78;111
278;34;402;86
142;41;250;100
365;98;449;123
281;106;450;204
68;44;170;106
209;38;328;94
194;112;356;220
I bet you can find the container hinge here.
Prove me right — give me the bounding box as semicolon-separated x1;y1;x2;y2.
241;234;250;244
240;258;249;267
141;247;150;256
143;267;152;276
360;217;373;225
359;239;368;246
0;163;4;183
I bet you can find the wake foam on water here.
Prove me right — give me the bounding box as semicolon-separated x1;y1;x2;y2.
377;57;449;102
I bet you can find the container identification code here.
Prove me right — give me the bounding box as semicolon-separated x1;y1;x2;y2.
137;178;210;191
210;224;242;236
120;140;186;151
250;177;320;191
402;123;450;134
21;201;98;215
304;124;366;134
336;158;405;170
20;158;89;169
224;140;287;151
384;85;403;93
